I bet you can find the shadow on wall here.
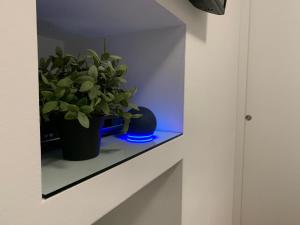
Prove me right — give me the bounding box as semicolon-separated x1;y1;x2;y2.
157;0;208;42
93;162;183;225
188;10;207;42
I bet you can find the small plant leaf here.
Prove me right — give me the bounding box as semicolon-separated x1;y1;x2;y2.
116;64;127;75
131;114;143;119
67;104;79;112
60;101;69;111
116;77;127;83
77;97;88;106
110;55;122;61
41;74;50;85
41;91;53;99
88;65;98;77
42;101;58;114
64;111;77;120
80;105;93;114
97;101;110;115
101;52;110;61
80;81;94;92
88;86;100;100
128;103;139;111
54;87;65;98
122;118;130;133
88;49;101;66
75;75;95;83
98;66;105;71
77;111;89;128
57;77;73;88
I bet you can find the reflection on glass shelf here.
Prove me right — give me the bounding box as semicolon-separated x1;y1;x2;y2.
42;131;182;198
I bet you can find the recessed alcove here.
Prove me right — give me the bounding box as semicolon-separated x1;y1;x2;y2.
37;0;186;198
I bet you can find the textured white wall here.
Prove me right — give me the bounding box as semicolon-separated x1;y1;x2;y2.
156;1;241;225
0;0;241;225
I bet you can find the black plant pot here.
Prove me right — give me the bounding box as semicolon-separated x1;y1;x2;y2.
57;117;104;161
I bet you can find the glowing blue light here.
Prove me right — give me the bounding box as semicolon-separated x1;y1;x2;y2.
126;134;155;143
127;134;153;139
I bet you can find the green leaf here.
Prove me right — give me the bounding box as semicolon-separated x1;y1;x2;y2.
41;74;50;85
129;103;139;111
75;75;95;83
57;77;73;88
110;55;122;61
98;66;105;71
60;101;69;111
64;111;77;120
65;93;75;102
88;65;98;77
122;112;132;119
116;77;127;83
77;97;88;106
77;111;90;128
41;91;53;99
120;100;129;107
54;57;63;68
80;81;94;92
116;64;127;75
80;105;93;114
68;104;79;112
94;98;101;106
97;101;110;115
87;49;101;66
42;101;58;114
54;87;65;98
88;86;100;100
131;114;143;119
129;87;138;96
122;118;130;133
106;61;115;75
106;92;115;101
55;46;63;57
101;52;110;61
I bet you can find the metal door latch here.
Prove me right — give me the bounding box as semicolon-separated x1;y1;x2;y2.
245;115;252;121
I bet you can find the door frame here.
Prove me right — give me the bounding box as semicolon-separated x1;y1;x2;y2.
232;0;251;224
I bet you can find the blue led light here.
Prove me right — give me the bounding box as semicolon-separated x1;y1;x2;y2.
127;134;153;139
126;134;155;143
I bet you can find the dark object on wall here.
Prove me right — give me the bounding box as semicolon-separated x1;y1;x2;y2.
57;117;104;161
189;0;227;15
128;107;157;136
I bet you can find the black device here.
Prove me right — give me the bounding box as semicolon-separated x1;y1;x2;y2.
189;0;227;15
128;107;157;136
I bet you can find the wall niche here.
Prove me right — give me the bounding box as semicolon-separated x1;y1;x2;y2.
37;0;186;198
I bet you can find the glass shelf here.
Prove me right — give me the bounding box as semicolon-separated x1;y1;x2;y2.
42;131;182;198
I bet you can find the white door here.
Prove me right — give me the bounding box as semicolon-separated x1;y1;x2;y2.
241;0;300;225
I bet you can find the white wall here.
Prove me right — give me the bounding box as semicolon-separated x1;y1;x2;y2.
156;1;241;225
0;0;241;225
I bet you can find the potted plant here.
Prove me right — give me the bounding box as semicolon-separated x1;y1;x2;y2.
39;45;141;161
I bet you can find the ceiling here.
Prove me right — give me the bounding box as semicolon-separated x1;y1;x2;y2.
37;0;184;39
